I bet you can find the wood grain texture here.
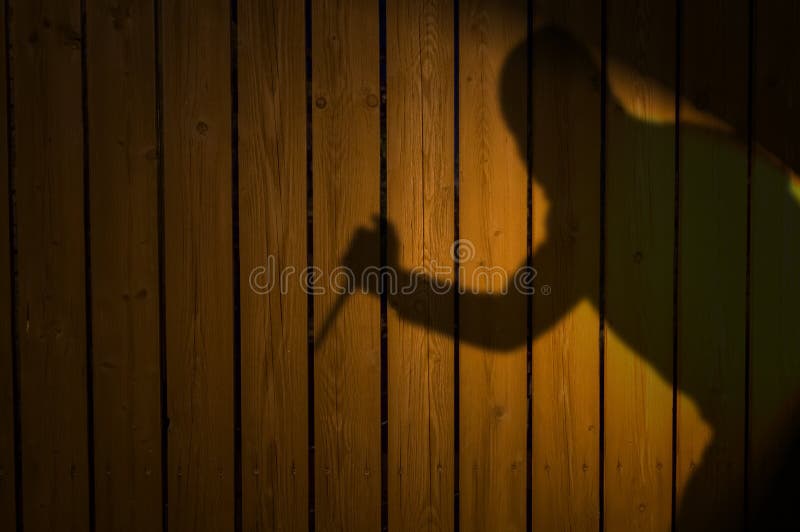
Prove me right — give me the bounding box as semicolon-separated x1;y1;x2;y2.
311;0;381;530
749;1;800;527
530;3;602;528
11;1;90;531
85;1;162;530
386;0;455;530
238;1;308;530
605;0;676;530
8;2;800;529
459;1;528;530
160;1;234;531
675;1;748;528
0;2;15;528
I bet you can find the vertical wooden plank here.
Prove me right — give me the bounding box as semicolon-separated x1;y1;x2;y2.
386;0;455;530
311;0;381;530
605;0;675;530
459;1;528;530
0;1;15;527
11;1;90;531
529;4;602;528
238;0;308;530
675;1;748;528
85;1;162;530
160;0;233;530
750;1;800;527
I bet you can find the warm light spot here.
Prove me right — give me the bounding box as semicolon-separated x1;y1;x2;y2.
754;145;800;206
790;172;800;205
608;59;733;131
585;46;735;132
605;324;713;504
675;395;714;506
531;178;550;256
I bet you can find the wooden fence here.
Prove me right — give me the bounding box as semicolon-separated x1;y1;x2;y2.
1;0;799;531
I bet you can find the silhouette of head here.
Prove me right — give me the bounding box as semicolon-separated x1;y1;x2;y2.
497;27;602;259
499;26;600;163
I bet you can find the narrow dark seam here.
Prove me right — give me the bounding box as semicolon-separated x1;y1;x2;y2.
525;1;534;530
670;2;684;531
79;2;97;530
452;0;460;529
229;1;242;531
304;0;315;529
4;1;23;529
378;1;389;529
743;0;755;527
598;0;608;529
152;0;169;529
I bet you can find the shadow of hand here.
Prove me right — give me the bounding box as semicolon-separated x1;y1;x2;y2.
341;215;400;290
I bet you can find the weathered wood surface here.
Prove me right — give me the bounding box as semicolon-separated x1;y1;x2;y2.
459;1;528;530
311;0;381;530
12;1;90;530
1;1;799;530
530;1;602;529
605;0;676;529
386;0;455;530
238;1;309;532
86;1;163;530
161;1;234;530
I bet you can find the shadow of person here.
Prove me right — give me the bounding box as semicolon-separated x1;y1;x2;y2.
340;25;800;531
